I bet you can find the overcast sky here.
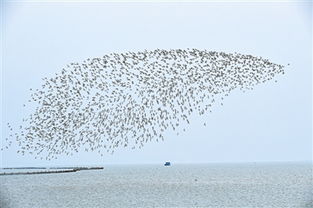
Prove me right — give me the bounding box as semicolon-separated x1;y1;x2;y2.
1;0;312;167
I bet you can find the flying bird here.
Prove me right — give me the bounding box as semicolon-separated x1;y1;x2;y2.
2;49;285;159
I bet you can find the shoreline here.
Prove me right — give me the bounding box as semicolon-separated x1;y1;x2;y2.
0;167;104;176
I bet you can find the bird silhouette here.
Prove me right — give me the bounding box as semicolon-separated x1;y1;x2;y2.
2;49;286;159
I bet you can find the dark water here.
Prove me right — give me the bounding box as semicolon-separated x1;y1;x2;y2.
0;162;312;207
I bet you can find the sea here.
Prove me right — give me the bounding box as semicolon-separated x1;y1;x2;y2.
0;162;312;208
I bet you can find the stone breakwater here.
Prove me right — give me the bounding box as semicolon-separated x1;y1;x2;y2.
0;167;104;176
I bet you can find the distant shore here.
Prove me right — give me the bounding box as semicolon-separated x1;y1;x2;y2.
0;167;104;176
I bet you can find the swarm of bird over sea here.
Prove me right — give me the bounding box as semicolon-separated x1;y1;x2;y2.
2;49;286;160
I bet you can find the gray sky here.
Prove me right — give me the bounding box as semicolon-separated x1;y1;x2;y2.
1;1;312;167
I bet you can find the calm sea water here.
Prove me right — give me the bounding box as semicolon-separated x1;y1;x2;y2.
0;162;312;208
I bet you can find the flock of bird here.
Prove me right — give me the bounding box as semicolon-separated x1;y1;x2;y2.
1;49;285;160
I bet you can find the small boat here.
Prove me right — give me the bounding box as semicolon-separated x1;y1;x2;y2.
164;162;171;166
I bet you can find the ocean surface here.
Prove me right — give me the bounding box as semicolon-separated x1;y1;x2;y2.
0;162;312;208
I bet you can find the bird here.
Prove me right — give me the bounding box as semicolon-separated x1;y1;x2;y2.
1;49;286;160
